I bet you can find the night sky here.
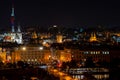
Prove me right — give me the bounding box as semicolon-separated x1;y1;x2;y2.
0;0;120;29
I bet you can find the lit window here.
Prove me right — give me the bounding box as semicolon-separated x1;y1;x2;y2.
96;52;97;54
35;59;37;61
71;55;74;57
104;52;107;54
107;51;109;54
98;51;100;54
91;52;94;54
102;51;105;54
31;59;34;61
84;51;88;54
28;59;30;61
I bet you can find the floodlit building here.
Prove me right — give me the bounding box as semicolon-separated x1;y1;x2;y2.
3;4;23;44
89;33;97;42
56;33;63;43
12;44;51;64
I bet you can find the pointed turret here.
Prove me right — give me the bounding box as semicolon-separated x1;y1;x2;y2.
17;24;21;32
32;31;38;39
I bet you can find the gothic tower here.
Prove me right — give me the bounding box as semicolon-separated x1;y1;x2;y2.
56;32;63;43
15;24;23;44
3;2;23;44
9;2;16;42
89;33;97;42
11;4;15;32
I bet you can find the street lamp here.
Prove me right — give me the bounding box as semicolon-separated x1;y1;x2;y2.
39;46;44;63
39;46;43;50
22;47;26;51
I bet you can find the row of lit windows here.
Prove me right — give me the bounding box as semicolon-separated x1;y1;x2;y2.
21;59;39;62
73;55;109;59
83;51;109;54
102;51;109;54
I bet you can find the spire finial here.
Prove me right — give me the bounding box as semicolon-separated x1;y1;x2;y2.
11;0;15;32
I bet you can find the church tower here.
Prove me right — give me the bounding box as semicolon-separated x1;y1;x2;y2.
11;4;15;32
56;32;63;43
3;2;23;44
89;33;97;42
31;31;38;43
15;24;23;44
32;31;38;39
9;2;16;42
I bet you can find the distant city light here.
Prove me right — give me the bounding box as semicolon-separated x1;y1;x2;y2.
53;25;57;27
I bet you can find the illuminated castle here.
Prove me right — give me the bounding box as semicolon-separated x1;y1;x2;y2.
3;4;23;44
32;31;38;39
89;33;97;42
56;34;63;43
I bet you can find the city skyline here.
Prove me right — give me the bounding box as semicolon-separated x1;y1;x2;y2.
0;0;120;29
0;1;120;79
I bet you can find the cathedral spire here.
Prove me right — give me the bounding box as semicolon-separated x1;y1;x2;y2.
11;1;15;32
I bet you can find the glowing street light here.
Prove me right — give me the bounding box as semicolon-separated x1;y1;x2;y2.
39;46;43;50
22;47;26;51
